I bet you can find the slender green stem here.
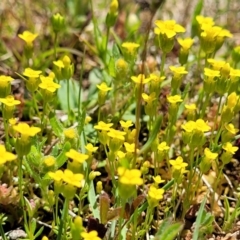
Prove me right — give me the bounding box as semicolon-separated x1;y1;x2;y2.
18;157;28;229
0;224;7;240
54;32;58;60
200;93;210;118
160;52;166;77
57;198;69;240
67;79;70;121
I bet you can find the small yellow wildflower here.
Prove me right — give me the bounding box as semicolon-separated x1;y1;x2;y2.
9;118;18;125
169;66;188;76
120;120;133;129
185;103;197;111
154;20;185;38
167;95;183;104
48;170;64;182
81;230;101;240
65;149;88;164
131;74;151;84
195;119;211;132
94;121;113;131
0;75;13;88
63;128;76;139
13;123;41;139
117;150;126;159
53;60;64;69
85;143;98;153
43;156;56;167
0;95;21;107
153;175;165;184
149;73;165;83
85;116;92;124
89;171;101;180
204;148;218;161
158;142;170;152
18;31;38;46
121;42;140;55
124;142;135;153
170;156;188;175
0;145;17;165
23;68;42;78
177;38;194;51
148;185;164;201
118;167;143;185
107;129;126;141
222;142;238;155
62;169;84;188
227;92;239;110
204;68;220;78
181;121;196;132
110;0;119;14
196;15;214;27
142;92;156;103
225;123;238;135
96;82;112;92
39;76;61;93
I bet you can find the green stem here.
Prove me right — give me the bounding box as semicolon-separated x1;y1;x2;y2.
160;52;166;77
57;198;69;240
200;93;210;118
67;79;70;121
18;157;28;229
54;32;58;60
0;224;7;240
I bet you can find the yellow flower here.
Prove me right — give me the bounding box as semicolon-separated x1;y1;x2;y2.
0;75;13;88
148;185;164;201
124;142;135;153
85;116;92;124
222;142;238;155
62;169;84;188
18;31;38;46
167;95;183;104
13;123;41;138
96;82;112;92
181;121;196;132
107;129;126;141
185;103;197;111
118;167;143;185
48;170;64;182
43;156;56;167
169;66;188;76
169;156;188;171
39;76;60;93
204;148;218;161
207;59;226;71
117;150;126;159
0;145;17;165
195;119;211;132
149;73;165;83
158;142;170;152
53;60;64;69
94;121;113;131
85;143;98;153
204;68;220;78
225;123;238;135
131;74;151;84
63;128;77;139
154;20;185;38
152;175;165;184
23;68;42;78
110;0;119;14
121;42;140;55
0;95;21;107
142;92;156;103
65;149;88;164
227;92;239;109
177;38;194;51
9;118;18;125
81;230;101;240
196;15;214;27
230;68;240;79
120;120;133;129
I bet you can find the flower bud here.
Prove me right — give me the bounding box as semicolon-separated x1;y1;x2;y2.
51;13;65;33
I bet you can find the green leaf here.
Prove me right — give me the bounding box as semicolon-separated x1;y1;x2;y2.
139;115;162;154
191;0;204;38
50;116;64;137
88;181;100;219
154;218;184;240
192;195;207;240
56;141;71;168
